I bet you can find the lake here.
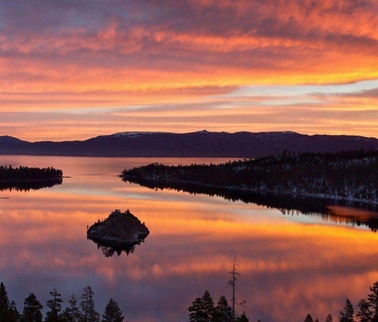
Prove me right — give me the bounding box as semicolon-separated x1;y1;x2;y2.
1;155;378;322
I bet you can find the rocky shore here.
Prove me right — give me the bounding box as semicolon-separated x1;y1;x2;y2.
87;209;149;255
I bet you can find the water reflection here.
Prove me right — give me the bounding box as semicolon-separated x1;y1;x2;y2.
0;178;62;192
123;178;378;232
92;241;145;258
326;206;378;232
0;156;378;322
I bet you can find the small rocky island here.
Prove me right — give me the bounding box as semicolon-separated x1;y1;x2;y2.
87;209;150;257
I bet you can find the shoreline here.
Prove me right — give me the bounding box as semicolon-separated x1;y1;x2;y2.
123;175;378;210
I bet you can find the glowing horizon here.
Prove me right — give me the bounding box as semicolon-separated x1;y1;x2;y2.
2;0;378;140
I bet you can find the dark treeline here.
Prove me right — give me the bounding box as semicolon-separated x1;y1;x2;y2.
189;280;378;322
121;149;378;204
121;149;378;231
188;290;249;322
0;166;63;192
0;282;125;322
0;166;63;181
304;280;378;322
2;280;377;321
188;260;249;322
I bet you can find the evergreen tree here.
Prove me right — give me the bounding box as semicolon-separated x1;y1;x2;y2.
201;290;215;322
0;282;10;322
339;298;354;322
213;295;232;322
21;293;43;322
315;319;319;322
80;286;99;322
9;300;19;322
101;298;124;322
235;311;249;322
45;288;63;322
368;281;378;322
188;291;214;322
304;314;314;322
356;299;372;322
325;315;333;322
61;293;82;322
0;282;17;322
188;297;204;322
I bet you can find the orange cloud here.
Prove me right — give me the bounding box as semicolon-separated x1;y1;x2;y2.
1;0;378;94
2;0;378;140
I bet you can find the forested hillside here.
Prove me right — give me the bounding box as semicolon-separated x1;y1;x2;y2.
2;131;378;158
121;149;378;206
0;166;62;181
0;166;63;191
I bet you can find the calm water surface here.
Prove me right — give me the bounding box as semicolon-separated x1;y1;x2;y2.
1;155;378;322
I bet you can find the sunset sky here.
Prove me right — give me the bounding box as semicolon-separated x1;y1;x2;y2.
2;0;378;141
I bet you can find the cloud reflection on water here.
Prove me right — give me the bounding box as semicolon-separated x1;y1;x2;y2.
0;156;377;321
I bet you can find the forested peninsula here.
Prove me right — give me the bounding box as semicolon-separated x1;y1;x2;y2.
121;149;378;212
0;166;63;191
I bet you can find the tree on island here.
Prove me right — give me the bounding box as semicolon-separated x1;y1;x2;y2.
21;293;43;322
61;293;82;322
101;298;124;322
121;149;378;216
45;288;63;322
80;287;99;322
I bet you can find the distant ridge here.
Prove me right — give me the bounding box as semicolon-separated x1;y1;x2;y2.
1;131;378;158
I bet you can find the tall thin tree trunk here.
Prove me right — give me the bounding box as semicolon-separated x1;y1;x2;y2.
227;258;240;322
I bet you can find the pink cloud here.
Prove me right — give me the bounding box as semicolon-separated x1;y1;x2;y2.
1;0;378;139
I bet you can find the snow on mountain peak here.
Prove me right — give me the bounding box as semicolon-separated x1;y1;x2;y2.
111;131;165;139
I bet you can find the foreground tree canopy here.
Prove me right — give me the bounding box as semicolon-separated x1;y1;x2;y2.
304;280;378;322
188;290;249;322
188;280;378;322
0;282;125;322
3;279;378;321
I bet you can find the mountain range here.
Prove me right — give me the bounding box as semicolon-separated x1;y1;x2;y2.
1;130;378;158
